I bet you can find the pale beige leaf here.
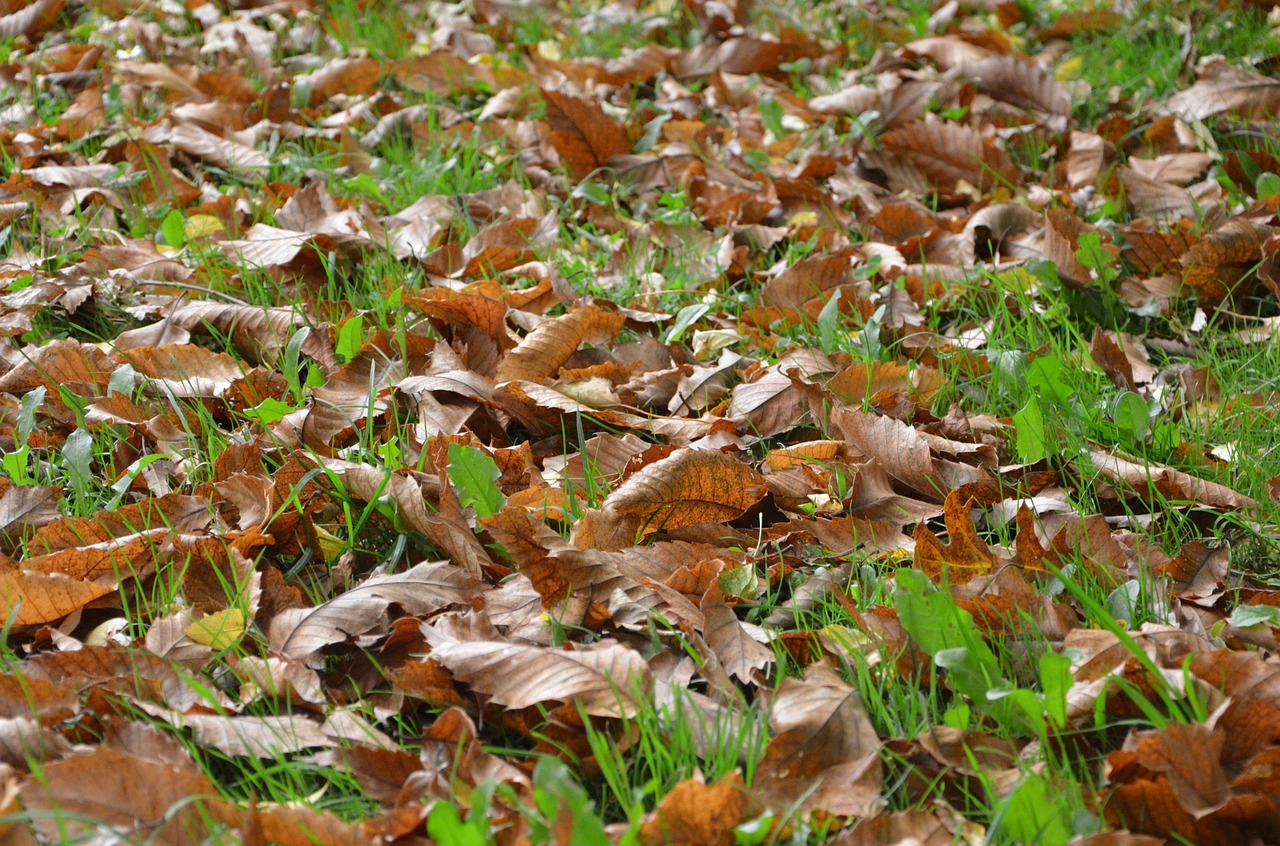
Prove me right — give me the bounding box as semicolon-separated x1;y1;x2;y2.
269;561;483;660
701;587;773;683
428;639;650;716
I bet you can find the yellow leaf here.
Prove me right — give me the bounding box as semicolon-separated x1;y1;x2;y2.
185;214;225;239
186;608;246;650
1055;56;1083;82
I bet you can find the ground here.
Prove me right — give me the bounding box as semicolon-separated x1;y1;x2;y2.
1;0;1280;844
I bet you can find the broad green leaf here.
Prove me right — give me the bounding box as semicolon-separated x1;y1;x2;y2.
426;803;487;846
1258;171;1280;199
336;314;364;363
160;209;185;249
996;773;1072;846
61;429;93;501
1026;357;1073;406
1039;651;1072;729
448;443;505;519
242;398;297;425
759;94;785;138
1111;390;1149;442
1014;396;1048;463
1229;603;1280;628
817;289;842;353
663;303;710;345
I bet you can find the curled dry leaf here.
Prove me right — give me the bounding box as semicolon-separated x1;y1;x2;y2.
1087;448;1255;510
427;638;650;716
268;561;484;661
496;303;627;384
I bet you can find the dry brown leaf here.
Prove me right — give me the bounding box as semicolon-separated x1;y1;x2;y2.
914;491;996;583
496;303;627;384
1167;60;1280;122
701;586;774;682
1087;448;1255;510
542;87;632;181
878;120;1022;194
636;774;747;846
0;484;60;541
20;746;235;846
754;662;883;817
427;638;650;716
0;571;115;626
594;447;766;535
268;561;484;660
1182;218;1269;304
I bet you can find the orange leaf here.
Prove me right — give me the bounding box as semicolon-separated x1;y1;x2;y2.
913;491;996;582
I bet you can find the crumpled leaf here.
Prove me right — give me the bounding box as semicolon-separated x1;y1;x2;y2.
426;638;650;716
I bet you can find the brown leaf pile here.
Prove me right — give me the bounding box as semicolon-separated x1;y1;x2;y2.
2;0;1280;843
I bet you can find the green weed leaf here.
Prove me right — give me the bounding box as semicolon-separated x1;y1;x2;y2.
160;209;185;249
1014;395;1048;463
759;94;785;138
336;314;364;363
448;443;506;518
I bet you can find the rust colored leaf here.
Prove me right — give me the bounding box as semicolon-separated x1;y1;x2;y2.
637;774;747;846
20;746;235;846
496;303;627;384
542;87;631;181
914;491;996;582
0;571;114;626
596;447;766;534
879;120;1022;194
1182;218;1269;304
0;339;113;395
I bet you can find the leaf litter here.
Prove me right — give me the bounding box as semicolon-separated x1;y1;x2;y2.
3;0;1280;843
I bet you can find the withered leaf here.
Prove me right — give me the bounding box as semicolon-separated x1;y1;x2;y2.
427;638;650;716
1182;218;1269;304
879;120;1022;194
269;561;484;661
914;491;996;582
637;774;747;846
754;662;883;817
594;447;766;535
496;303;626;384
0;571;115;626
541;87;632;181
21;746;235;846
701;586;774;682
